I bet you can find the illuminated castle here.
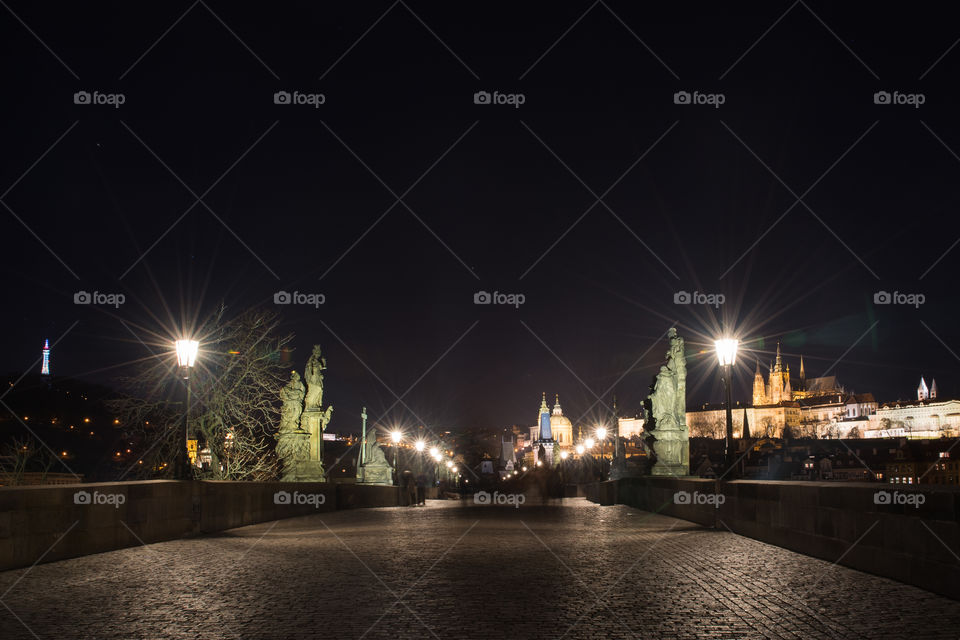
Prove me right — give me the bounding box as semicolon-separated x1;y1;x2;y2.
41;339;50;376
752;343;844;406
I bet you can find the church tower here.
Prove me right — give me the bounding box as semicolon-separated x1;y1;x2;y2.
769;344;784;404
539;393;552;439
768;343;792;403
535;393;555;466
799;355;806;392
918;377;930;401
752;359;767;405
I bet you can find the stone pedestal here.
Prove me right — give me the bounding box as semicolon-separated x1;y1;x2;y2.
358;463;392;486
276;429;311;482
300;408;326;464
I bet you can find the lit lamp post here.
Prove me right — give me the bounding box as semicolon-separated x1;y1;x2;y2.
391;430;402;483
174;339;199;481
596;427;607;481
584;437;596;481
415;439;425;477
714;338;739;477
430;446;441;485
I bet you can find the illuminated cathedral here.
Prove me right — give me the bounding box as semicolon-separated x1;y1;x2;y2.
751;343;843;406
529;394;574;446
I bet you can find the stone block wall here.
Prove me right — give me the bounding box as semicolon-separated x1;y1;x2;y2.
0;480;399;572
614;476;960;600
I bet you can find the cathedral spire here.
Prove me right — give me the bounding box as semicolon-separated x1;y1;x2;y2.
774;342;783;371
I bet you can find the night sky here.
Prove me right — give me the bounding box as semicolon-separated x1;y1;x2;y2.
4;2;960;435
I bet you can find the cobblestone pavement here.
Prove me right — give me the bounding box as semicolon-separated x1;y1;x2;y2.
2;498;960;639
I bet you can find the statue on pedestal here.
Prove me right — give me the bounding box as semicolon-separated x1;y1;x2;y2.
298;345;333;481
357;407;393;485
276;371;310;481
646;328;690;476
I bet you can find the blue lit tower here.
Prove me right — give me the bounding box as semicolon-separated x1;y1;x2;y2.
40;339;51;376
534;392;556;466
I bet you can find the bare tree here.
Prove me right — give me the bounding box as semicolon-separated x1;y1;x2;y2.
0;437;59;485
109;306;294;481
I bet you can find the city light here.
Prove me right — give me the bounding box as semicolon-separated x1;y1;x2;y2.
596;427;607;440
429;446;439;458
585;437;595;449
446;460;453;468
391;430;402;443
560;451;569;460
714;338;739;367
576;445;585;455
175;339;200;368
415;440;425;452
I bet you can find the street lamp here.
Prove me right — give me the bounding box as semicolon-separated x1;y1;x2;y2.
576;444;585;455
391;430;402;491
174;339;198;481
596;427;607;480
714;338;739;477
